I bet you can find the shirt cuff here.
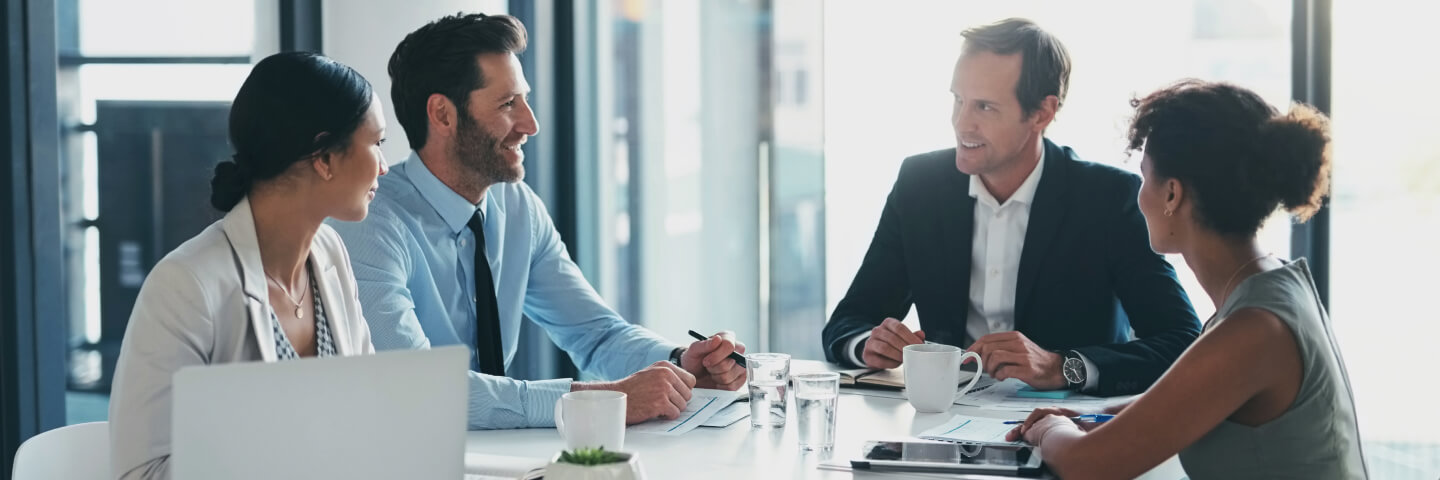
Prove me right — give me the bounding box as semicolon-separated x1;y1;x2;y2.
648;342;682;369
844;332;872;367
1073;351;1100;392
522;378;572;427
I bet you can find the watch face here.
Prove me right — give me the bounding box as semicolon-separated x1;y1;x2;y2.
1063;357;1084;384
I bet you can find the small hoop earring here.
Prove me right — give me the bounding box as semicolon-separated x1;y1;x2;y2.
1164;209;1173;217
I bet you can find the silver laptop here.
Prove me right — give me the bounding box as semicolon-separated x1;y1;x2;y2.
171;346;469;480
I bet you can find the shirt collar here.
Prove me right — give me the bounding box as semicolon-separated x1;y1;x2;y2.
403;151;486;235
968;145;1046;208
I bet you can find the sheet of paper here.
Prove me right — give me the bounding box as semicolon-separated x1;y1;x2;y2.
463;452;547;479
629;388;742;435
699;401;750;428
917;414;1024;445
953;377;1132;411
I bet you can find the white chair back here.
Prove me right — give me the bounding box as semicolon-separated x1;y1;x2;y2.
11;421;110;480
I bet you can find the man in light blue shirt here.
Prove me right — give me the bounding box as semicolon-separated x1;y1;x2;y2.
328;13;747;429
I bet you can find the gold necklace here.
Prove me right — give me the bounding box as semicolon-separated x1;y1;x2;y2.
1218;253;1271;308
266;274;308;319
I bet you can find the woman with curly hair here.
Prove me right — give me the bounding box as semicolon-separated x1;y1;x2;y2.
1007;80;1366;479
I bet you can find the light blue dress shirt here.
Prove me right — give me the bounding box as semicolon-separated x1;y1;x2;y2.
328;153;677;429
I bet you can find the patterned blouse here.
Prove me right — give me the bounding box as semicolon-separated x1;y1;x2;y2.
270;266;337;360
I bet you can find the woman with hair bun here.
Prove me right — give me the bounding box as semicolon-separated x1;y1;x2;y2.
109;51;388;480
1006;80;1367;479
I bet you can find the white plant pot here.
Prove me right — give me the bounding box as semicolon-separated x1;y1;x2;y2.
545;451;645;480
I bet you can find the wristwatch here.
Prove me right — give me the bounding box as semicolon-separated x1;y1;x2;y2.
1061;350;1087;390
669;347;686;367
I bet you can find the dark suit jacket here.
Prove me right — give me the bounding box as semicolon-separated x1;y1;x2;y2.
821;139;1200;396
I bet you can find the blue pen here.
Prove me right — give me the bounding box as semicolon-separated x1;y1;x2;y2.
1003;414;1114;425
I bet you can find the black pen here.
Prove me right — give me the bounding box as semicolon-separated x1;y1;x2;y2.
687;330;747;367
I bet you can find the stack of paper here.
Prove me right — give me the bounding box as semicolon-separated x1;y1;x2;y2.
954;377;1132;412
699;401;750;428
629;388;746;435
463;452;546;480
916;414;1024;446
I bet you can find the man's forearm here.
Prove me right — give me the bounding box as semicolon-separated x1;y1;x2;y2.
466;372;571;429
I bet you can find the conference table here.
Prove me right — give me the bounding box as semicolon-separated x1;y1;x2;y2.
463;361;1188;479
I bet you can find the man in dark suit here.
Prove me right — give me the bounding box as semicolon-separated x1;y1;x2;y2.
821;18;1200;396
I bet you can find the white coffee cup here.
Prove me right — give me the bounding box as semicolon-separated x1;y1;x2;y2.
554;390;627;451
903;344;982;413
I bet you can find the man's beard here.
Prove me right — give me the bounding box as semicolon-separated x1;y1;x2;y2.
455;110;523;185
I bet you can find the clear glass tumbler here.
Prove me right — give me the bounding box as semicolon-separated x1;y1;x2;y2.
793;372;839;450
746;353;791;428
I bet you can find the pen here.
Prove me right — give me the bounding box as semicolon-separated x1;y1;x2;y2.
1003;414;1114;425
687;330;747;367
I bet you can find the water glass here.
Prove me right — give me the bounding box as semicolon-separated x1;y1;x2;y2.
746;353;791;428
793;372;839;451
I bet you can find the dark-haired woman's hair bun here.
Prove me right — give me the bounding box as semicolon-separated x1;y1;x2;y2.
210;158;251;211
1256;104;1332;222
1126;79;1334;236
215;51;374;212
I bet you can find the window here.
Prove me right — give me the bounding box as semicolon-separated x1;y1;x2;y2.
57;0;263;425
587;0;826;358
1331;1;1440;476
593;0;769;347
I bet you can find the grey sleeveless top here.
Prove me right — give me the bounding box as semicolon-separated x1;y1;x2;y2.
1179;259;1367;479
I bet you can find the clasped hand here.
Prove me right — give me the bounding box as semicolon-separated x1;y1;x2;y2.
863;320;1064;390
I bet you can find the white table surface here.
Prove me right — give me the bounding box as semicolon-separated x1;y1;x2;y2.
464;374;1187;479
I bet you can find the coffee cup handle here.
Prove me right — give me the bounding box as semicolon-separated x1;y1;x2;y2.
554;400;566;442
959;351;983;394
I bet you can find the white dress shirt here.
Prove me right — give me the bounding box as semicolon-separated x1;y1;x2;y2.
846;150;1098;391
963;150;1045;342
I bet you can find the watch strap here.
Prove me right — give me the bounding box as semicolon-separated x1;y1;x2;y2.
1062;350;1086;390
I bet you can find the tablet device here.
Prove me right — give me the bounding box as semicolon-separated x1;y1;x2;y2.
850;441;1046;477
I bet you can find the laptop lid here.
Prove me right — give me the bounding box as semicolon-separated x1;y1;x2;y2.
172;346;469;480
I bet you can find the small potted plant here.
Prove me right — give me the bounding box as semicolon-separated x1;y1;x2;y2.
545;447;645;480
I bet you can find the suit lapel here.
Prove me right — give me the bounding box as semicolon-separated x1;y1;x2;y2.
307;240;351;356
1014;140;1068;331
317;262;350;356
221;197;279;362
940;163;976;345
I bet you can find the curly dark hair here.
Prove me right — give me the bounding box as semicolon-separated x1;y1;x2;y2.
1126;79;1331;236
387;13;527;150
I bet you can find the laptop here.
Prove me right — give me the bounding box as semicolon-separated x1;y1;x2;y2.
171;346;469;480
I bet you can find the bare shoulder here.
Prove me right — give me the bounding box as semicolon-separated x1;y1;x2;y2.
1202;307;1300;363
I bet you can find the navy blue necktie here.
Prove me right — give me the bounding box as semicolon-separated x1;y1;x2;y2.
466;211;505;376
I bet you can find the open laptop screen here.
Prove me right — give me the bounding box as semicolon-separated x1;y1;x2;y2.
171;346;469;480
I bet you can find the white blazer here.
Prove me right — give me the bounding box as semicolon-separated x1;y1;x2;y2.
108;197;375;480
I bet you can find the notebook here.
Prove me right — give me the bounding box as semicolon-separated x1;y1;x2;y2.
837;363;980;391
836;366;908;390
